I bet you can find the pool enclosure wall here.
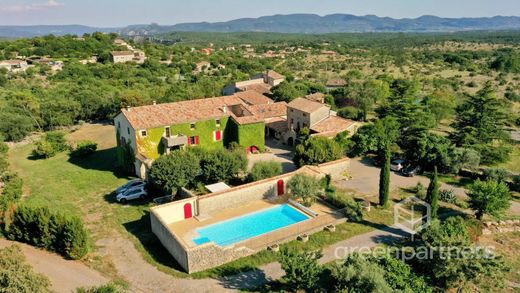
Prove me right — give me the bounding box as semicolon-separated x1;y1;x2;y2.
150;157;350;273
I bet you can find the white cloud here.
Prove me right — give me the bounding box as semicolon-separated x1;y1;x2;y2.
0;0;64;13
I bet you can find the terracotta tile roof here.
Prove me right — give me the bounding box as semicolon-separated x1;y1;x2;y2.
288;97;329;113
326;78;347;87
310;116;355;137
111;51;134;57
266;117;288;132
239;83;272;95
266;70;285;80
234;90;273;105
0;60;25;65
249;102;287;119
120;96;244;129
305;93;325;103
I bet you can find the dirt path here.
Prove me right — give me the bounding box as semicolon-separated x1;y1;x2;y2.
0;239;109;293
97;236;235;293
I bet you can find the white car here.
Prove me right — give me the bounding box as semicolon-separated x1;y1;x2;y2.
116;186;147;203
390;159;406;172
116;179;145;194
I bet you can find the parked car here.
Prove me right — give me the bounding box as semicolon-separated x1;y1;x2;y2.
116;186;147;203
390;159;407;172
116;179;145;194
401;165;422;177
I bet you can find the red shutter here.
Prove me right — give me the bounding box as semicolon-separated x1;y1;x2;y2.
215;130;222;141
187;136;191;145
195;136;199;145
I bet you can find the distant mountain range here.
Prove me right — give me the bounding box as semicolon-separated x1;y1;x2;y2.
1;14;520;38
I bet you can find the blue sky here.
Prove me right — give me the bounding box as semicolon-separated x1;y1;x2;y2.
0;0;519;26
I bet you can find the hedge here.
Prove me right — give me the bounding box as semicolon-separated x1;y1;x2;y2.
7;205;89;260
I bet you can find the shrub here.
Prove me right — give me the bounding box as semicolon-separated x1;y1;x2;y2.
287;173;321;207
7;205;89;259
32;140;57;158
44;131;68;152
72;140;98;157
439;189;457;204
512;175;520;192
482;168;510;183
326;190;363;222
0;245;51;292
337;106;360;120
414;182;427;199
199;149;247;184
32;131;69;159
279;247;323;291
248;161;282;182
149;150;201;194
293;136;343;167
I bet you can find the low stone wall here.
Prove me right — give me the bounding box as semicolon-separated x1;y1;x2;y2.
150;197;197;225
317;157;350;179
150;209;189;271
482;220;520;235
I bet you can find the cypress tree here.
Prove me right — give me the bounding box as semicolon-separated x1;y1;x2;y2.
379;148;390;207
426;166;440;218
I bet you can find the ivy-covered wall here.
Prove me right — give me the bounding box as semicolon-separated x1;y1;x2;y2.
136;117;230;159
227;120;265;151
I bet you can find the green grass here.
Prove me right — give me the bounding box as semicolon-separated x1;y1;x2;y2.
497;146;520;174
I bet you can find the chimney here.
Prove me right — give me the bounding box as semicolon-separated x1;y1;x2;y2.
126;106;131;112
153;100;156;105
222;106;227;113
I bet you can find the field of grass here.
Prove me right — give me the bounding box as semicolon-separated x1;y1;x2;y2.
6;123;399;280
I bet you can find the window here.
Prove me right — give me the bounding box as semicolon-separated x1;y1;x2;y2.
141;130;147;137
290;109;294;112
215;130;222;141
302;113;307;117
165;127;171;138
189;136;199;145
190;123;196;130
117;121;121;129
127;127;130;135
290;118;294;124
215;119;221;127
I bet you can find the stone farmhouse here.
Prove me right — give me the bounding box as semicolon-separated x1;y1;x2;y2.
114;87;357;178
0;60;29;72
110;50;146;64
222;70;285;95
114;91;286;178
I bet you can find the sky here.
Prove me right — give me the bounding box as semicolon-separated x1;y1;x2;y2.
0;0;519;27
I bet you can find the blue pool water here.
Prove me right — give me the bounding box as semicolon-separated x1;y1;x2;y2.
192;204;309;246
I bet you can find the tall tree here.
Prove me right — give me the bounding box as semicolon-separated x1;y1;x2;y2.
426;166;440;218
451;83;511;164
379;147;391;207
468;179;511;220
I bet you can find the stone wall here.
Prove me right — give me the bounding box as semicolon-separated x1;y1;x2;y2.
150;209;189;271
482;220;520;235
151;197;197;225
317;157;350;179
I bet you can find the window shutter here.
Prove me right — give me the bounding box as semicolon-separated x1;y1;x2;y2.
187;137;191;145
215;130;222;141
195;136;199;145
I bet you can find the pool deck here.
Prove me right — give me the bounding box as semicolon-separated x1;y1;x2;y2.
168;199;338;248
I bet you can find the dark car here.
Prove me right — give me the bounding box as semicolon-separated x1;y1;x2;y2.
401;165;422;177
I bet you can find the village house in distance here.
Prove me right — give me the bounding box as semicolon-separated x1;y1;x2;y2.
110;38;146;64
114;72;358;178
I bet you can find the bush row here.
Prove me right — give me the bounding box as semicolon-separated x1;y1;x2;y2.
7;205;89;260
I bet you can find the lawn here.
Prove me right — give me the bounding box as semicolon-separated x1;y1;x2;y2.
7;123;396;280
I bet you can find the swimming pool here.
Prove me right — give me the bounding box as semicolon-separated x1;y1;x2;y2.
192;204;310;246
